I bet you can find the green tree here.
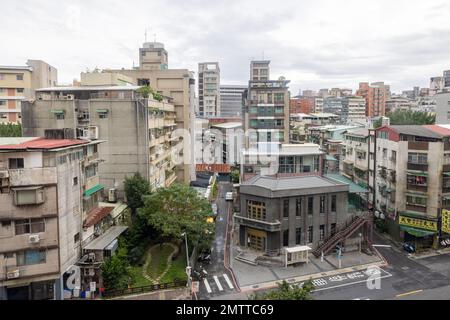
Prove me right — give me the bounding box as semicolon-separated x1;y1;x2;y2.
137;85;163;102
101;247;131;291
139;183;215;249
124;173;151;214
251;280;314;300
375;110;436;128
231;169;240;184
0;123;22;137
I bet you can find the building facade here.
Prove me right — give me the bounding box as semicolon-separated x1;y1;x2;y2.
219;85;246;117
0;60;57;124
435;92;450;124
356;82;390;117
139;42;168;71
341;96;366;122
198;62;220;118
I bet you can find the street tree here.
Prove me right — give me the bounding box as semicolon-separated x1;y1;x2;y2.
101;247;131;291
124;173;151;214
374;110;435;128
251;280;314;300
139;183;215;249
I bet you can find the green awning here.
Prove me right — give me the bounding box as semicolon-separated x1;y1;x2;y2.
444;172;450;177
400;226;436;237
96;109;109;113
83;184;104;197
325;174;368;194
400;211;430;219
407;171;428;177
50;110;65;114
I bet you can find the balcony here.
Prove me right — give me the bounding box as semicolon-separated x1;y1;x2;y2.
408;141;429;151
234;214;281;232
406;204;427;213
249;112;285;118
407;184;427;192
407;162;428;171
250;124;285;130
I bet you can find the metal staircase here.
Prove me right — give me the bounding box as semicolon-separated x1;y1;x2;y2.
312;212;372;258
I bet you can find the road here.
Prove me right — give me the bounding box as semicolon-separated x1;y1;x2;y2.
313;231;450;300
197;182;238;300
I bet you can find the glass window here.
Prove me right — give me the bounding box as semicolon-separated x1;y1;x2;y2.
331;195;337;212
15;219;45;235
296;228;302;245
308;197;314;215
17;249;46;266
283;230;289;247
16;74;24;81
320;225;325;241
9;158;24;169
296;198;302;217
308;226;313;243
320;196;326;214
247;200;266;220
283;199;289;218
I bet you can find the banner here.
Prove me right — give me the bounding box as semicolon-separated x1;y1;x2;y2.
399;215;437;231
442;210;450;234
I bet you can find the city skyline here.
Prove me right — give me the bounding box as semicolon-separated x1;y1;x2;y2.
2;0;450;94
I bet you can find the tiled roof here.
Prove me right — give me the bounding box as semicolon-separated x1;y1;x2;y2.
84;206;114;228
0;137;88;150
196;164;231;173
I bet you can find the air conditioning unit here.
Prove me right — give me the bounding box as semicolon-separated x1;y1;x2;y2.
0;170;9;179
7;269;20;279
80;126;99;140
29;234;40;244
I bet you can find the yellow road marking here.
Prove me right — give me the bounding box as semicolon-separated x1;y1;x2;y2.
396;289;423;297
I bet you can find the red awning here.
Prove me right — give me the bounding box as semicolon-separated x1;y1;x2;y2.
84;206;114;228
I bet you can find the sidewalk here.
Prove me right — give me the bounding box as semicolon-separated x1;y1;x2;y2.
108;287;191;300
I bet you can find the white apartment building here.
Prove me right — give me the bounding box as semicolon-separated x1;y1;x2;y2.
198;63;220;118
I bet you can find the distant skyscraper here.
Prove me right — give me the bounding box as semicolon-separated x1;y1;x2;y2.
198;62;220;118
220;85;246;117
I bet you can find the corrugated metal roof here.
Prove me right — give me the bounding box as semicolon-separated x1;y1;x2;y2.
0;137;89;150
37;85;141;92
83;226;128;251
84;206;114;228
389;125;444;138
423;125;450;137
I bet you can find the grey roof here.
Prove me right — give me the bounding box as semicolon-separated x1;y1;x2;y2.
83;226;128;251
241;175;346;191
389;125;444;138
345;128;370;137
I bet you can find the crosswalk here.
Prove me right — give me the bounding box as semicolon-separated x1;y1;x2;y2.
201;274;235;295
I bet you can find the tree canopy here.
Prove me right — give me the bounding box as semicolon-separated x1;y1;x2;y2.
139;183;215;249
124;173;151;213
137;85;163;102
374;110;435;128
101;247;131;291
0;123;22;137
251;280;314;300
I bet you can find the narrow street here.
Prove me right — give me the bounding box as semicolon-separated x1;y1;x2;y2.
197;181;238;300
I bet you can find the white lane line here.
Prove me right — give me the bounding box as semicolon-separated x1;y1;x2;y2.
203;278;212;294
312;274;393;293
223;274;234;289
214;275;224;291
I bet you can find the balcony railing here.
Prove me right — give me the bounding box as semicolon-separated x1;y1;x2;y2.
408;141;429;150
407;184;427;192
234;214;281;232
249;112;285;118
406;204;427;213
407;162;428;171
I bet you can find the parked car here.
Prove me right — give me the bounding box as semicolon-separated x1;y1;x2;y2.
403;243;415;253
226;192;234;201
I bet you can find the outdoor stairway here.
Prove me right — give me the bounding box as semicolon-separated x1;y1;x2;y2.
312;213;372;258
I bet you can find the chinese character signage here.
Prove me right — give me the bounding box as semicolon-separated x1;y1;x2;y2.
399;215;437;231
442;210;450;234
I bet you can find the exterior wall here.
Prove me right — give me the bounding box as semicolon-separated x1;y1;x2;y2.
219;85;246;117
436;92;450;124
80;72;135;86
198;63;220;118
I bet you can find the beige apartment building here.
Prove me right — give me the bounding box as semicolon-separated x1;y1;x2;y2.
198;62;220;117
21;72;183;196
0;60;57;124
0;132;103;300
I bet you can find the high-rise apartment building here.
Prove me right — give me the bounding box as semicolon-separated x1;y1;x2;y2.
219;85;246;117
0;60;57;123
243;61;290;148
444;70;450;88
198;63;220;118
341;96;367;122
356;82;390;117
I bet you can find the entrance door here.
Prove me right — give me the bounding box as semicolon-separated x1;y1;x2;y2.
7;286;29;300
247;229;267;252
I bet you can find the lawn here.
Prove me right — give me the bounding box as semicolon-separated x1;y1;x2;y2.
129;265;152;287
160;245;188;283
147;243;174;279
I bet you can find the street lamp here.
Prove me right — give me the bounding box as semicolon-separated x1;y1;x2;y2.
358;233;363;264
181;232;192;292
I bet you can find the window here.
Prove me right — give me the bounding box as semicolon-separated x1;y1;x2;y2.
408;153;427;164
99;112;108;119
13;187;45;205
406;195;427;206
329;195;336;212
283;199;289;218
307;226;313;243
320;196;326;214
247;200;266;221
283;230;289;247
16;249;46;266
9;158;24;169
382;148;388;159
56;113;65;120
15;219;45;235
391;150;397;162
407;175;427;186
17;88;24;93
296;198;302;217
16;74;24;81
1;221;11;228
308;197;313;216
74;233;80;243
296;228;302;245
0;101;5;106
320;225;325;241
73;177;78;186
331;223;337;235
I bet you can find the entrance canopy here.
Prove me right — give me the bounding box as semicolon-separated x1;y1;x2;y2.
284;246;312;267
400;226;436;237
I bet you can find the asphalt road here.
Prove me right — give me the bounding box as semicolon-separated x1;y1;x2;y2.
313;232;450;300
197;182;237;300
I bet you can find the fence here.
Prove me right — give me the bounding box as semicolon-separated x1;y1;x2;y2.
103;279;187;298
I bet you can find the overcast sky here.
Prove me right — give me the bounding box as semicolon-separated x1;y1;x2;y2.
2;0;450;94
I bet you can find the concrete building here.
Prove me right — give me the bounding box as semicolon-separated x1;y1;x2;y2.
290;96;315;114
430;76;445;96
219;85;246;117
243;61;290;148
323;97;344;118
356;82;390;117
80;71;135;87
444;70;450;88
0;133;104;300
289;113;339;144
386;97;413;113
341;96;366;122
139;42;168;71
0;60;57;123
373;125;450;249
436;92;450;124
21;82;183;197
198;62;220;118
209;122;243;165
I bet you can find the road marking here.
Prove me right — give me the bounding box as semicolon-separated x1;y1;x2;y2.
214;276;224;291
203;278;212;294
312;270;393;293
396;289;423;298
223;274;234;289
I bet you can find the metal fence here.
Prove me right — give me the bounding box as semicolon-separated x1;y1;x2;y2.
103;279;187;298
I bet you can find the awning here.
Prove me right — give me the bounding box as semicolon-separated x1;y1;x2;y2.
83;226;128;251
285;245;312;253
444;172;450;177
96;109;109;113
83;184;104;197
400;226;436;237
50;110;65;114
407;171;428;177
325;174;369;194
